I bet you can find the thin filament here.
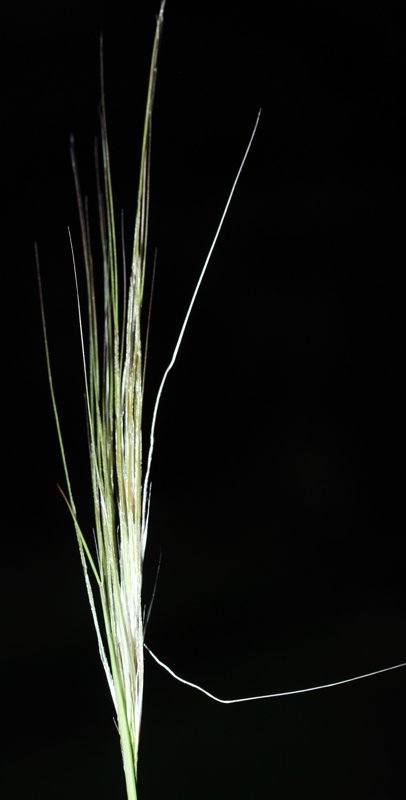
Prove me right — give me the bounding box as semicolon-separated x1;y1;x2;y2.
145;645;406;704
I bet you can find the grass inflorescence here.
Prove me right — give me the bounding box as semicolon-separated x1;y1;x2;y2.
37;4;166;798
37;3;406;797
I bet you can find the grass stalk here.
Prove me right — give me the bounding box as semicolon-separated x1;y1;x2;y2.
38;4;166;797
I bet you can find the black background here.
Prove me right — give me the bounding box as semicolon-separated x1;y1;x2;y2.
3;1;406;798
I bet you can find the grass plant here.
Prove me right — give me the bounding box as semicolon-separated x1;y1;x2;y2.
37;5;165;798
37;3;405;798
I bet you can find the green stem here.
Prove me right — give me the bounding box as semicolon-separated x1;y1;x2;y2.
113;665;137;800
100;597;138;800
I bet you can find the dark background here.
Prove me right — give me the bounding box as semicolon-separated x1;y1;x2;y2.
2;1;406;798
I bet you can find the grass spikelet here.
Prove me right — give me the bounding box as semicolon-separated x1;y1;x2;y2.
38;4;166;798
